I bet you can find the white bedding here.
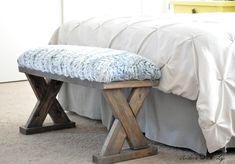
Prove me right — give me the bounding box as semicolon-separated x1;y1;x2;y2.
49;13;235;153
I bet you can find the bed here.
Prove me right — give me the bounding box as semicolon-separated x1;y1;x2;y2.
49;13;235;155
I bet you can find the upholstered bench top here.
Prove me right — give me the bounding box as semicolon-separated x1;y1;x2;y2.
17;45;161;83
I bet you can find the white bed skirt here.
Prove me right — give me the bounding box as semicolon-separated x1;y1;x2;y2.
51;14;235;153
58;83;209;154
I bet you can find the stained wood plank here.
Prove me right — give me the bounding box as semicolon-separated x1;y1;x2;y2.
19;67;159;90
26;74;71;124
20;122;75;135
128;88;150;115
100;119;126;156
19;67;104;89
93;146;158;164
19;67;159;163
103;80;159;89
25;79;63;128
100;88;150;156
103;89;148;150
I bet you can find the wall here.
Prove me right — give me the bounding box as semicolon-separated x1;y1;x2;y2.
0;0;168;82
0;0;61;82
142;0;170;15
63;0;169;22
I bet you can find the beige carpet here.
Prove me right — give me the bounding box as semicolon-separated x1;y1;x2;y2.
0;81;235;164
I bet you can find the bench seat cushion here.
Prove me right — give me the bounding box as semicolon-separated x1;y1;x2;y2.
17;45;161;83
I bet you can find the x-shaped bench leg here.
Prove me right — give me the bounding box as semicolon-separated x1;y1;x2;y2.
93;87;158;164
20;74;75;135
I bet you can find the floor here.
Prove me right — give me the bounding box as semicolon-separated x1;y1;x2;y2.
0;81;235;164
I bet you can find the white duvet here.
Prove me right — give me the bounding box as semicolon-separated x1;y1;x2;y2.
49;13;235;153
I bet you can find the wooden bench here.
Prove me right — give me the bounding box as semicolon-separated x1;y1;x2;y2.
17;45;161;164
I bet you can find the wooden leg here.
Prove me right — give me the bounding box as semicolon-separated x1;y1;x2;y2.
20;74;75;135
93;88;158;164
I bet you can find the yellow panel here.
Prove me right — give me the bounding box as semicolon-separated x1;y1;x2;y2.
172;1;235;13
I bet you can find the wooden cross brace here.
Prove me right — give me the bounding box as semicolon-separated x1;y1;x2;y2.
19;74;75;135
19;69;158;163
93;88;158;164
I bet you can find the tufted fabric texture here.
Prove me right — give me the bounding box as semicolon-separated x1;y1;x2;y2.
17;45;161;83
48;15;235;153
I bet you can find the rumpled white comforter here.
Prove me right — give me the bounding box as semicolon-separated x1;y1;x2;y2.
49;13;235;153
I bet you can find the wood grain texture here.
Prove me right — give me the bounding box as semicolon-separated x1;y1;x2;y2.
25;78;63;128
100;88;151;156
128;88;150;115
19;67;159;163
19;67;159;90
19;122;75;135
20;74;75;135
19;67;104;89
103;80;159;89
100;119;126;156
103;89;147;150
93;146;158;164
26;74;71;124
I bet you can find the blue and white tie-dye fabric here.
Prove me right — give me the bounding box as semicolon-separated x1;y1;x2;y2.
17;45;161;83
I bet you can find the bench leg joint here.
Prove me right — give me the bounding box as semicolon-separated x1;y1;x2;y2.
20;74;76;135
93;87;158;163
